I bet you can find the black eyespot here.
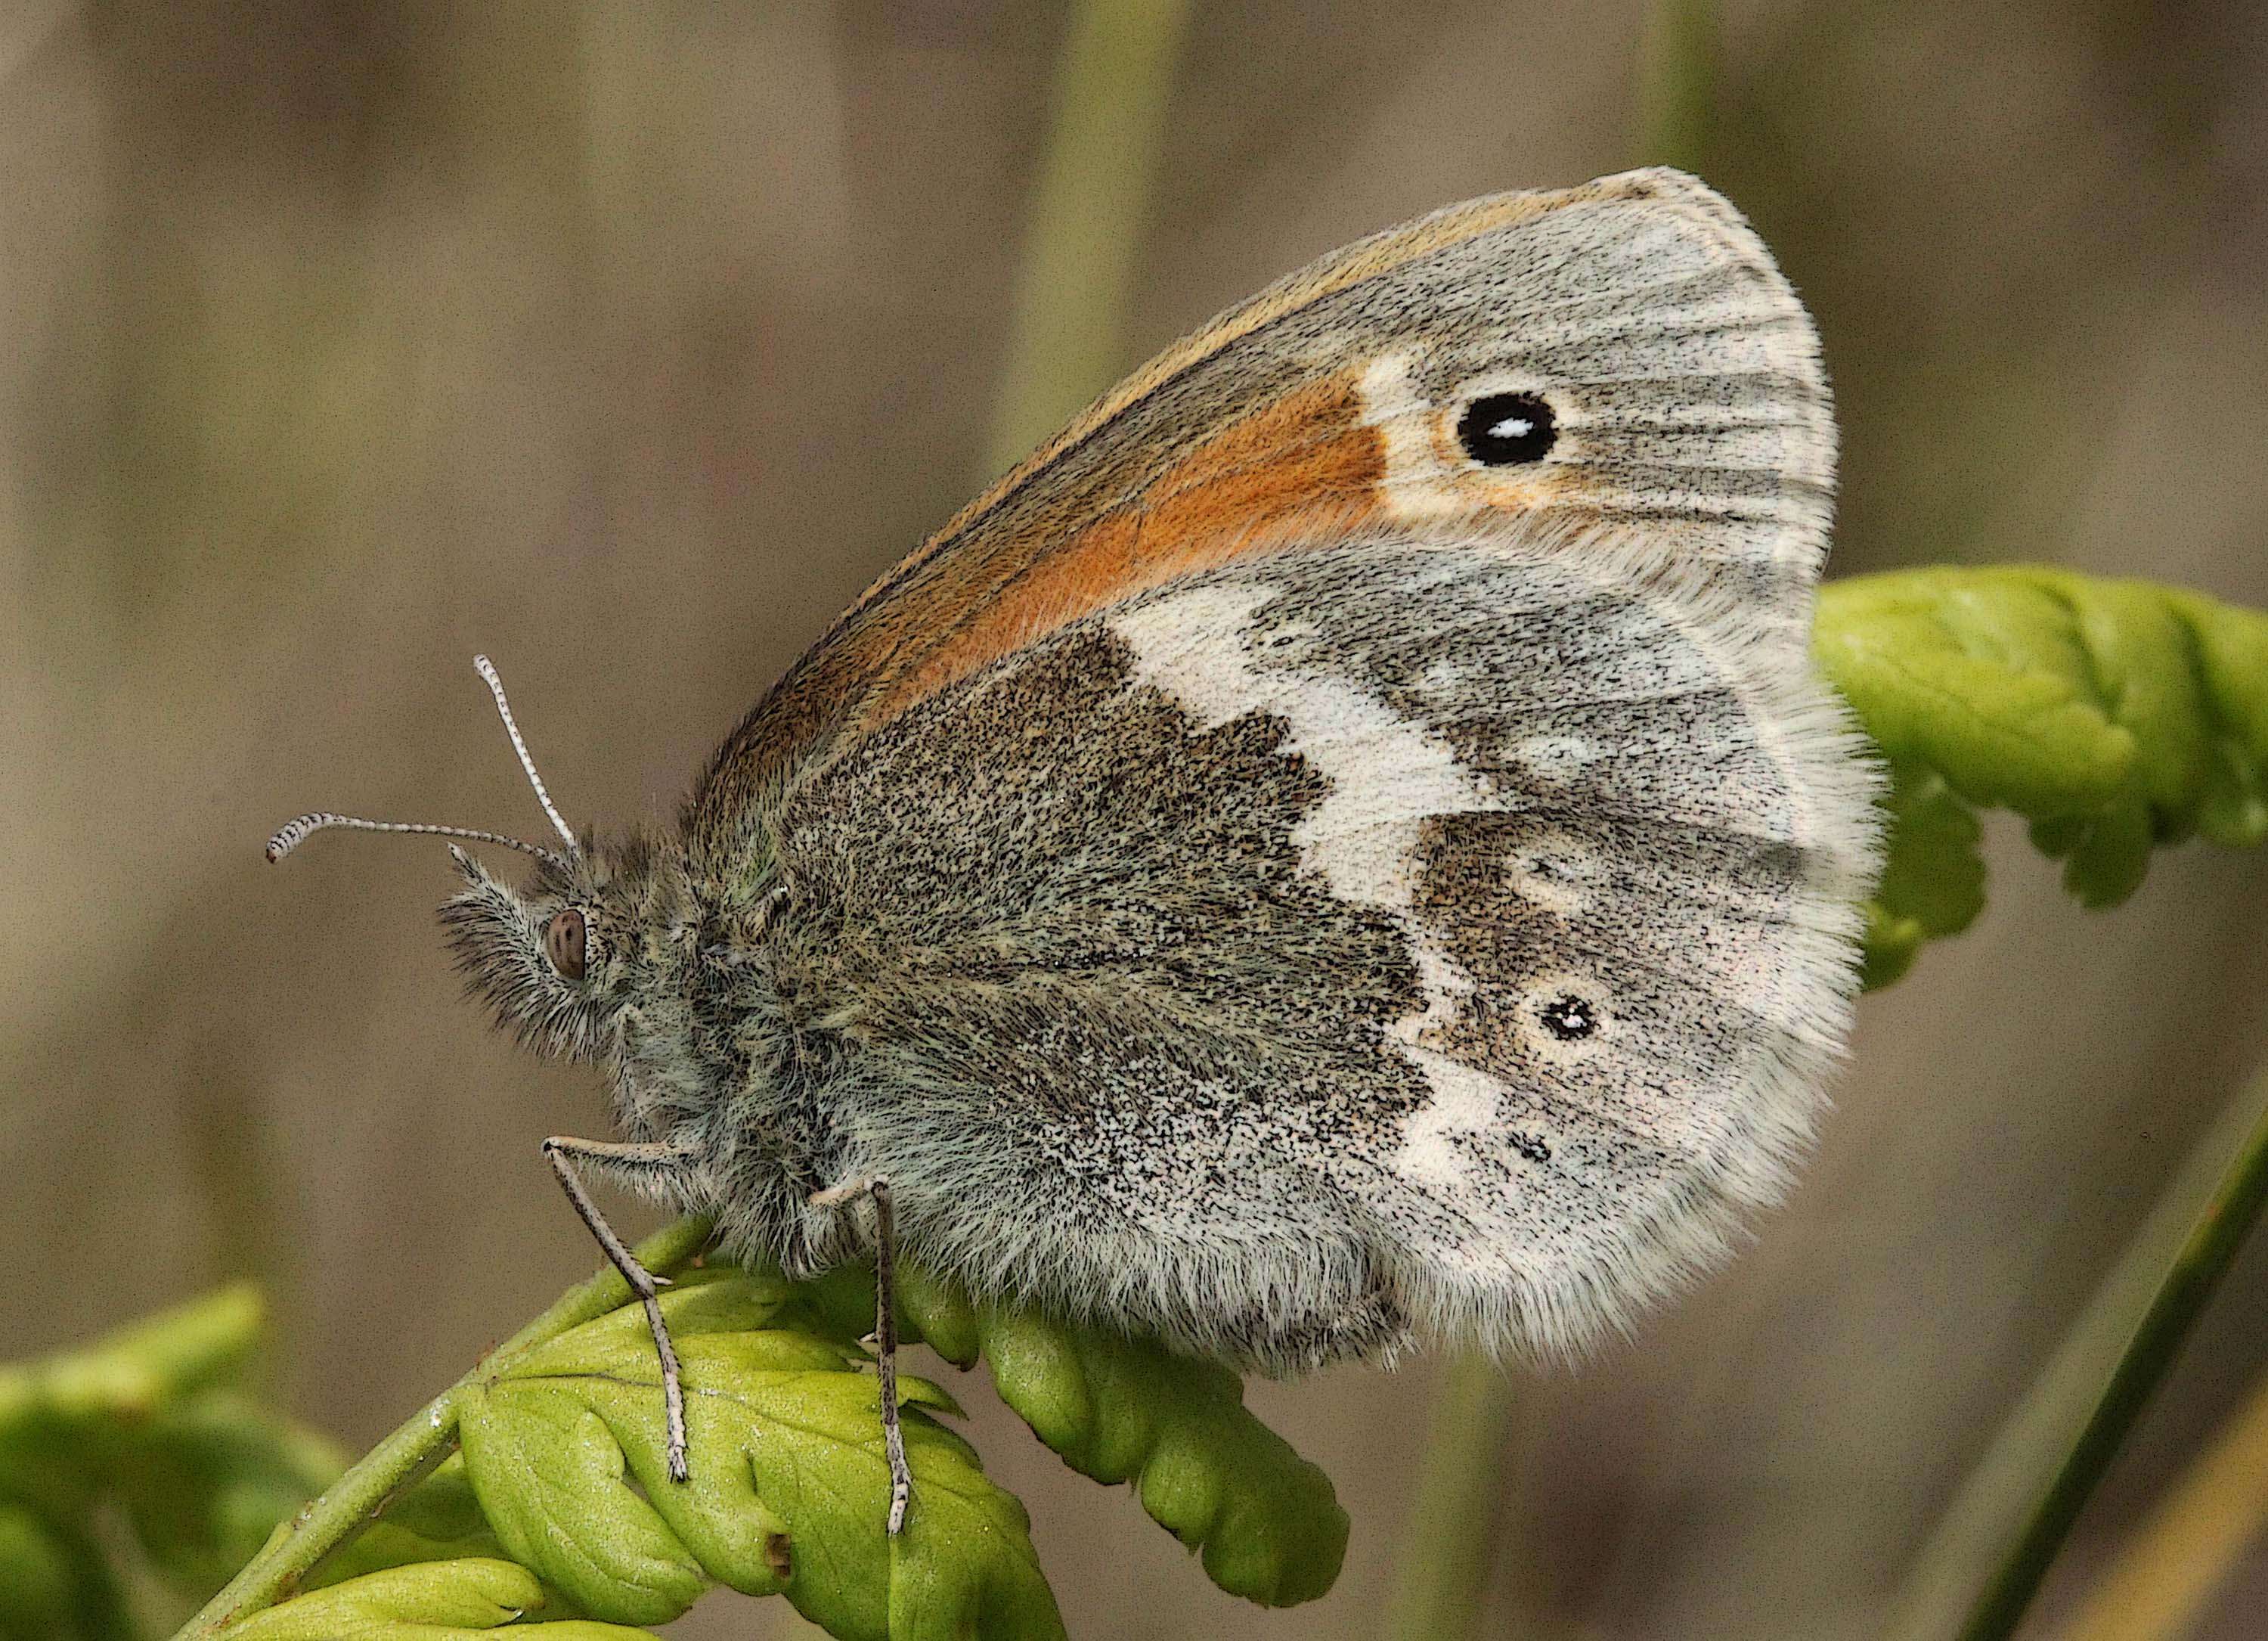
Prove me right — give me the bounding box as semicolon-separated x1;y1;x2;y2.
546;908;587;982
1538;994;1597;1041
1457;392;1556;466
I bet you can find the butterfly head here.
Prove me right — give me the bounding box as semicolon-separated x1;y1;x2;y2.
435;828;700;1062
267;655;694;1066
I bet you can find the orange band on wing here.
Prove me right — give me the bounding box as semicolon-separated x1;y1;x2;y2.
861;373;1387;727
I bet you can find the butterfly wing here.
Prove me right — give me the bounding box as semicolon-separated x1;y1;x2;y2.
709;169;1879;1363
690;167;1835;861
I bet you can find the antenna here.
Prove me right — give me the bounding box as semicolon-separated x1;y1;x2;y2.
475;655;579;855
265;812;569;869
264;653;579;871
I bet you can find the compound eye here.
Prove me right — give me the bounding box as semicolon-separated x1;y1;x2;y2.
546;908;588;981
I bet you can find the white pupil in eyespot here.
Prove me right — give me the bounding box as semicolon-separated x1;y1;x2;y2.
1489;414;1534;440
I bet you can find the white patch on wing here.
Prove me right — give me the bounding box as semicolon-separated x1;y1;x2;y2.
1108;581;1517;1187
1512;733;1599;784
1392;1044;1498;1187
1356;352;1433;513
1504;830;1600;917
1357;352;1481;528
1419;656;1472;692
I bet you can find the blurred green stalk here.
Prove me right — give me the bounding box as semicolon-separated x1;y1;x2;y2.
1954;1081;2268;1641
1632;0;1719;172
2056;1354;2268;1640
1882;1070;2268;1640
1380;1354;1519;1641
981;0;1197;478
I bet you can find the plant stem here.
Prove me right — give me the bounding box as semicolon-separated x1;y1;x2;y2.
1880;1069;2268;1641
981;0;1196;479
2056;1357;2268;1641
1956;1098;2268;1641
1631;0;1720;172
1378;1353;1519;1640
172;1214;714;1639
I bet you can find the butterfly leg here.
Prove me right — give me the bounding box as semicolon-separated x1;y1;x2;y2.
809;1175;911;1534
542;1135;704;1483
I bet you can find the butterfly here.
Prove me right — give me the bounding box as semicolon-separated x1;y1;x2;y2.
270;167;1882;1534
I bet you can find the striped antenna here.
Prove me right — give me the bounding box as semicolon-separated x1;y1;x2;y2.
475;654;579;855
265;812;568;870
264;653;579;871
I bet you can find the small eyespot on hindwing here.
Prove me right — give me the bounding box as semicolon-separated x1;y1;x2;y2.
1538;994;1598;1041
1456;392;1556;466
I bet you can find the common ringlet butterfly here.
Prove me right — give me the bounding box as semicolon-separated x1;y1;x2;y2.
271;169;1883;1533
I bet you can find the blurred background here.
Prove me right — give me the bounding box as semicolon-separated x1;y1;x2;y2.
4;2;2267;1637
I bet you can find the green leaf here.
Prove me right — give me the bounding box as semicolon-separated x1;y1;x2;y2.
850;1265;1348;1606
119;1394;345;1599
1861;762;1987;989
261;1261;1340;1639
0;1286;266;1439
454;1267;1062;1641
0;1284;337;1629
212;1559;646;1641
0;1503;113;1641
1814;567;2268;983
0;1285;271;1523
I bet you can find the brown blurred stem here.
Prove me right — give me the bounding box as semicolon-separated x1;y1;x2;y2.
981;0;1197;478
170;1215;713;1639
1956;1096;2268;1641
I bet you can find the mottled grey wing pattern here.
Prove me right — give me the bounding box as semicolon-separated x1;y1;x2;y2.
733;170;1881;1366
770;536;1877;1367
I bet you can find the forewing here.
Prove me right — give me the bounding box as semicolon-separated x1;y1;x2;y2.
689;168;1836;873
